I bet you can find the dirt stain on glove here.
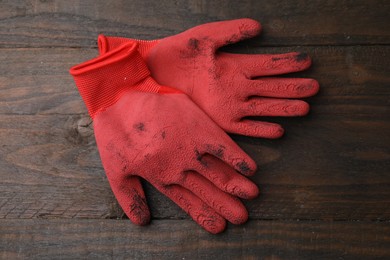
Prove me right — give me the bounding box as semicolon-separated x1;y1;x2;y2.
236;161;251;174
129;187;150;225
134;122;146;132
295;52;309;62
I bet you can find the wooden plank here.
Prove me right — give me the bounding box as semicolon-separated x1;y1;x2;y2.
0;48;92;115
1;219;389;259
0;0;389;47
1;46;389;116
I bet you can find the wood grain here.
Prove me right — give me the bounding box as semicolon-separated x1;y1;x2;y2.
1;45;389;220
1;219;389;259
1;0;389;257
1;46;389;116
0;0;389;48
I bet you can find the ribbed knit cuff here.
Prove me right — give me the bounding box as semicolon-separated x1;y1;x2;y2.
69;42;160;119
98;34;159;60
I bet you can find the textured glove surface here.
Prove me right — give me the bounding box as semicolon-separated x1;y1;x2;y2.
98;18;319;138
70;43;259;234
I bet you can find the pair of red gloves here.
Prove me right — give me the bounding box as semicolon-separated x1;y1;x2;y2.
70;18;319;234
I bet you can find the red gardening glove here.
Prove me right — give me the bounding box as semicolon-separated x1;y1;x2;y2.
69;42;259;234
98;18;319;138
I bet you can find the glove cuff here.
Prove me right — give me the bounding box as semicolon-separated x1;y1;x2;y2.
98;34;159;60
70;42;160;118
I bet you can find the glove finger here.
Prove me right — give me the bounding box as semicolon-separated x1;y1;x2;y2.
243;98;310;117
231;120;285;139
231;52;312;77
194;154;259;199
110;175;151;226
161;184;226;234
244;78;320;98
179;171;249;225
198;139;257;176
185;18;261;50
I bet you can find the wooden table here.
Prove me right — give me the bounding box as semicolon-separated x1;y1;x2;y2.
1;0;389;259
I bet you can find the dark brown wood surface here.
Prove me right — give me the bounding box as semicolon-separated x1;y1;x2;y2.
1;220;390;259
1;0;389;259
